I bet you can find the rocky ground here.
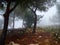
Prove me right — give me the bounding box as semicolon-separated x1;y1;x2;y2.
5;31;60;45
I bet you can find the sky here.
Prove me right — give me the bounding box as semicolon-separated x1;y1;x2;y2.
13;5;57;28
57;0;60;2
14;4;59;28
37;5;57;27
0;0;60;28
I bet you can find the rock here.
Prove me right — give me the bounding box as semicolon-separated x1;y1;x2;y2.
30;44;39;45
9;41;20;45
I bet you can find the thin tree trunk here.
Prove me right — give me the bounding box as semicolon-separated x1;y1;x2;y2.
32;8;37;33
13;12;15;29
22;19;24;28
33;12;37;33
27;6;37;33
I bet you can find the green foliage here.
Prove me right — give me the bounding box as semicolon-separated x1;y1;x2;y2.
1;0;56;11
23;10;34;28
18;0;48;11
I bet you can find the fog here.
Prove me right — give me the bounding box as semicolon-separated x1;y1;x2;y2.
38;0;60;27
0;0;60;28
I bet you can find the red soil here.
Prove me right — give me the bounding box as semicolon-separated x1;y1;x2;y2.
5;32;60;45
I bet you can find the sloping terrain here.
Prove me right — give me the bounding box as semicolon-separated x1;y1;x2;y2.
5;31;60;45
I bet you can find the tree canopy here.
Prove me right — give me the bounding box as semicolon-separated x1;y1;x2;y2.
0;0;56;12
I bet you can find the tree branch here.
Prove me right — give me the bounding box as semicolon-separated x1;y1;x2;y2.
9;2;19;13
27;6;37;14
3;1;11;17
27;6;34;13
35;7;37;12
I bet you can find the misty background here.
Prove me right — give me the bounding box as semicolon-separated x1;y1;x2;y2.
0;0;60;29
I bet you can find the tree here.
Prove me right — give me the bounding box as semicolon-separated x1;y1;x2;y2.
12;0;56;33
0;18;3;29
0;0;56;45
12;11;15;29
26;0;56;33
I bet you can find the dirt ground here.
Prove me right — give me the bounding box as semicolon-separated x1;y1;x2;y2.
5;31;60;45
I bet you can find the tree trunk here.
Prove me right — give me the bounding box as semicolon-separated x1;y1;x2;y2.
13;12;15;29
0;2;11;45
27;6;37;33
0;1;18;45
0;13;9;45
33;12;37;33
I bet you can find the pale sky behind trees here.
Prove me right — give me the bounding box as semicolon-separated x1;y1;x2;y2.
0;0;60;28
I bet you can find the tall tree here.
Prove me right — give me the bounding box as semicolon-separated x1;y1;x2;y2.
12;11;15;29
27;7;37;33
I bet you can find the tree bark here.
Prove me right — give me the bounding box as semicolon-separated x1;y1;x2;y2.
28;7;37;33
0;1;18;45
0;1;11;45
0;13;9;45
32;8;37;33
13;12;15;29
32;12;37;33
